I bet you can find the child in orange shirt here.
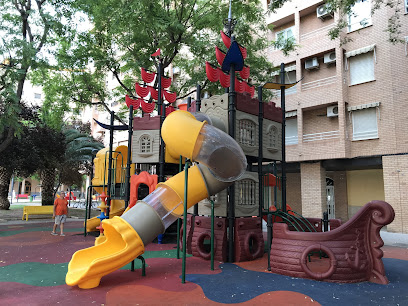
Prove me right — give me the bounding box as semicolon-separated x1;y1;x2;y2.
52;191;69;236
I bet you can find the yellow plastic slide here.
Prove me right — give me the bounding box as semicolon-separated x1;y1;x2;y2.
66;110;247;289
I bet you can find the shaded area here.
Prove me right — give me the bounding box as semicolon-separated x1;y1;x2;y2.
186;259;408;305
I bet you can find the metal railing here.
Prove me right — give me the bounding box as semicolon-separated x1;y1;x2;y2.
300;23;336;41
303;130;340;142
285;135;298;145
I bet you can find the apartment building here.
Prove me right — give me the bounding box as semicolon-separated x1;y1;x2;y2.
264;0;408;233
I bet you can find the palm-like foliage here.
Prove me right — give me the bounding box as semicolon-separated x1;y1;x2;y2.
63;129;104;164
40;128;104;205
57;129;104;192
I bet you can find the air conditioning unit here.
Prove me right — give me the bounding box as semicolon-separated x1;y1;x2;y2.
305;57;319;70
317;4;332;19
327;105;339;117
324;52;336;64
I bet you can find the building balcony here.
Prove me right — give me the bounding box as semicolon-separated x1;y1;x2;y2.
300;23;336;42
303;130;340;142
285;135;298;145
301;76;337;91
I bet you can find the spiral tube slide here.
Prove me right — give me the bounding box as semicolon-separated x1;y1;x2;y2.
66;110;246;289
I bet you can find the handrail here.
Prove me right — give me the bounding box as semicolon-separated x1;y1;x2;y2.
269;212;302;232
288;209;318;232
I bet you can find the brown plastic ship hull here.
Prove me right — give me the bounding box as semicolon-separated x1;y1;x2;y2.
269;200;395;284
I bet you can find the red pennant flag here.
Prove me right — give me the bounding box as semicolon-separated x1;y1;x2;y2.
151;48;161;57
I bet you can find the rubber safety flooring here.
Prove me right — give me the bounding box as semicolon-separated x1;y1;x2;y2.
0;220;407;305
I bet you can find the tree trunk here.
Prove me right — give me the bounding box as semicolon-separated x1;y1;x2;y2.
41;169;56;206
0;166;12;210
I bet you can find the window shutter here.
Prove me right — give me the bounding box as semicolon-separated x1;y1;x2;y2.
352;108;378;140
285;118;298;145
349;52;375;85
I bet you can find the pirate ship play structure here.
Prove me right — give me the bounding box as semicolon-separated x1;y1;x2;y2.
66;2;394;290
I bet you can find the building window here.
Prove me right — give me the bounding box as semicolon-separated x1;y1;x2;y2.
405;0;408;14
34;93;41;99
285;117;298;145
274;26;295;50
238;119;256;146
267;125;279;149
140;135;152;153
348;0;372;32
352;108;378;141
237;179;256;206
349;52;375;85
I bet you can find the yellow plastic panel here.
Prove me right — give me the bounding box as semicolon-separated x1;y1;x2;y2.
161;110;205;160
66;217;144;289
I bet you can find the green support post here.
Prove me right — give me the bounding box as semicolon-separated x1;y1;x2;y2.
211;199;215;271
176;155;183;259
181;159;190;284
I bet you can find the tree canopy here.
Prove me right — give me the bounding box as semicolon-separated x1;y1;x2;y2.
0;0;77;152
31;0;274;122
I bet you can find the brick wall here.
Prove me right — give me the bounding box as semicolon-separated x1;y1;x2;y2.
286;172;302;213
299;9;335;36
303;107;339;135
382;155;408;233
300;162;326;218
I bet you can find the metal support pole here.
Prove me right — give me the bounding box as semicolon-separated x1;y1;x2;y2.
138;256;146;276
68;187;72;207
187;96;191;109
227;35;237;263
176;155;182;259
10;175;14;204
84;185;92;237
258;86;264;218
280;63;287;213
106;111;115;218
196;84;201;111
181;160;190;283
267;213;272;271
273;162;277;207
158;60;165;183
323;211;329;232
124;105;134;209
211;199;215;271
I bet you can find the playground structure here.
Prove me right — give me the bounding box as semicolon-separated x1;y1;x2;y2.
68;5;395;290
85;145;131;233
66;110;247;288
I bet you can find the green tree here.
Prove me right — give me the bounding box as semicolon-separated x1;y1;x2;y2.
0;0;75;153
33;0;274;116
37;128;103;206
0;104;62;209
